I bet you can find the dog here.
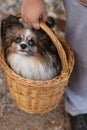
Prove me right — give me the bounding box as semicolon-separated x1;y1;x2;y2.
1;15;61;80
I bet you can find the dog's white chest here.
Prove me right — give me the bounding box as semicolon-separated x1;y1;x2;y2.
7;53;56;80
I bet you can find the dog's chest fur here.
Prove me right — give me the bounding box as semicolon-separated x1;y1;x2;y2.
7;53;57;80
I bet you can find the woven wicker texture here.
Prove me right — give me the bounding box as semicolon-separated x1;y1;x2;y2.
0;14;75;114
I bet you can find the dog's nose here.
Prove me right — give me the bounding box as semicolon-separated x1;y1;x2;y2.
20;44;27;49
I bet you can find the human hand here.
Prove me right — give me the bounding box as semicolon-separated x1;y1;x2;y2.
21;0;47;29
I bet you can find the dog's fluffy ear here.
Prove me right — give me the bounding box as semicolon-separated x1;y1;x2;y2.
33;16;55;37
46;16;55;28
1;15;24;43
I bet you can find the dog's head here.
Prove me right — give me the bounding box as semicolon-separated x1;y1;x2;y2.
1;15;39;56
1;15;56;57
1;15;61;80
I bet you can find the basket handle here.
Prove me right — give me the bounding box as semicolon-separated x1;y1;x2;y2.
16;13;68;73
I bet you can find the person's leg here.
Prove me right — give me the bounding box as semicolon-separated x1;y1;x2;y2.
63;0;87;129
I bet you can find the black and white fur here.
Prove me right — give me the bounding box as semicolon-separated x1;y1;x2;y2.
1;15;61;80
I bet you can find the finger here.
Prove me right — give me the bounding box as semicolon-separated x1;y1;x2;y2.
32;22;40;30
22;14;32;26
29;16;40;29
42;12;48;22
20;10;40;29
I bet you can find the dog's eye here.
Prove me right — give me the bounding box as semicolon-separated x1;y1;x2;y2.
15;37;21;43
28;39;35;46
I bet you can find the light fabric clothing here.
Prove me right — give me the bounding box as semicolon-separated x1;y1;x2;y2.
78;0;87;6
63;0;87;115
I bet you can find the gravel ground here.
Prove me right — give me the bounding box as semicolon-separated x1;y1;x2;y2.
0;0;71;130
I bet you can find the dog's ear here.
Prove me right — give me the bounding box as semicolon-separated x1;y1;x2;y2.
46;16;55;28
33;16;55;38
1;15;24;43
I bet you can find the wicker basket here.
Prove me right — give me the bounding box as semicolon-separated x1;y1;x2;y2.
0;15;74;114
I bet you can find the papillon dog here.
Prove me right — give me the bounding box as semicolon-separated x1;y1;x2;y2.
1;15;61;80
